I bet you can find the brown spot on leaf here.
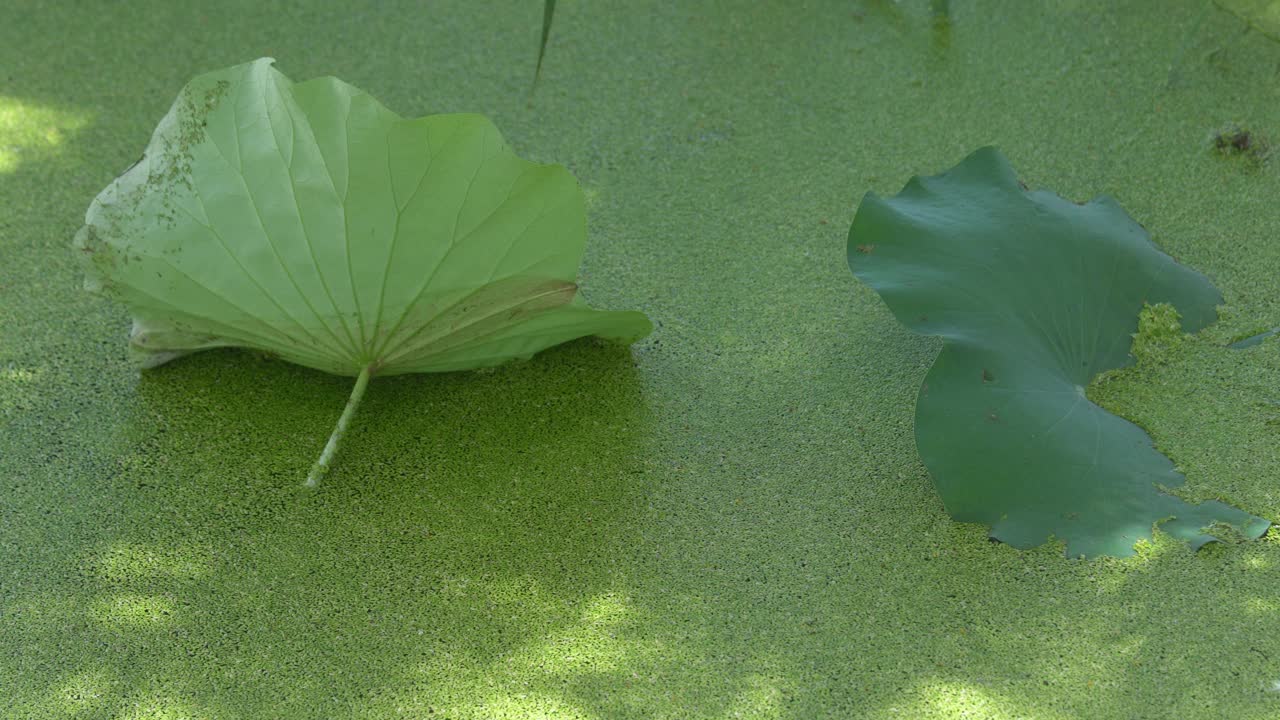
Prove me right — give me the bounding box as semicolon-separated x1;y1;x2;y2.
855;244;876;254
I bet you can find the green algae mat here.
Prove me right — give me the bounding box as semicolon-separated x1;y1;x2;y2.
3;1;1280;717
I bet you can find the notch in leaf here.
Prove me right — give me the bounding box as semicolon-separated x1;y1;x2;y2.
848;147;1268;557
75;58;651;485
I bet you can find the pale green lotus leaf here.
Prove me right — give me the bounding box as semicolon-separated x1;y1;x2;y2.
75;58;650;483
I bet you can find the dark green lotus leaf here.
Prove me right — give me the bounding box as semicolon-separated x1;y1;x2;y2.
848;147;1269;557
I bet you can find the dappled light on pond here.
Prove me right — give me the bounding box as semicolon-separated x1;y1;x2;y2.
0;365;40;416
90;594;178;628
893;679;1056;720
91;541;211;583
0;96;89;174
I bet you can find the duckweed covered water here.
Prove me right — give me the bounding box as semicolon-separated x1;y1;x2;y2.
2;1;1279;717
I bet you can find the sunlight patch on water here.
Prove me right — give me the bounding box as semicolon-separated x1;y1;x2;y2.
90;594;177;628
93;542;211;582
0;365;41;416
52;669;114;715
0;96;91;174
892;678;1075;720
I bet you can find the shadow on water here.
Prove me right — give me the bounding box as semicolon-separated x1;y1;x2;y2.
7;340;662;717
